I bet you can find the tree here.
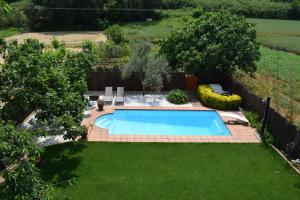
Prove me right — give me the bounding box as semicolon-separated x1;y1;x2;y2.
122;41;170;94
0;39;98;140
0;0;11;14
0;122;52;200
160;11;260;77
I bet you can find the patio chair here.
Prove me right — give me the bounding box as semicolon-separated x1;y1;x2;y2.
115;87;125;104
104;87;113;103
220;112;249;126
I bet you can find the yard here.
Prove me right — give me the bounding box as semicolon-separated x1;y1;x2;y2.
40;142;300;200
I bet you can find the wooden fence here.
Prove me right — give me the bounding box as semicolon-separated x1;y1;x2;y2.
87;72;186;91
230;80;300;152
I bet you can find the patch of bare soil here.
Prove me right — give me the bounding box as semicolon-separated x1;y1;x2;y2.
6;31;107;47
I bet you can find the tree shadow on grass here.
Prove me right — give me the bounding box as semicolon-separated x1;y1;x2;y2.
39;142;88;188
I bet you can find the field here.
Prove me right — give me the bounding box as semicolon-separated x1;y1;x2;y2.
41;142;300;200
235;47;300;125
249;18;300;54
6;31;106;47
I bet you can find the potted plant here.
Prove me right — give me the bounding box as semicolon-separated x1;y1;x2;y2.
97;97;104;111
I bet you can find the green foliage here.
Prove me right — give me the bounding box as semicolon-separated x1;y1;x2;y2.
142;55;171;91
160;12;260;76
244;111;261;129
167;89;189;104
197;85;242;110
284;142;298;159
192;6;204;18
290;0;300;17
0;0;11;14
244;111;274;147
26;0;161;31
104;25;127;45
102;40;130;59
0;122;52;200
0;38;97;140
122;41;170;93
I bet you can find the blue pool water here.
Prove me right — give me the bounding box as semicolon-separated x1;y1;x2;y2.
95;110;231;136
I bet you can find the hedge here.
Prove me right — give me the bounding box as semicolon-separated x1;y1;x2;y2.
197;85;241;110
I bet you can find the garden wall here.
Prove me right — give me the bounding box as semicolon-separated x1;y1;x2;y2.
88;71;186;91
230;79;300;151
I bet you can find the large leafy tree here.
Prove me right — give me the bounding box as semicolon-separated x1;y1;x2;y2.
0;0;11;14
0;122;52;200
160;11;260;76
122;41;170;94
0;39;98;140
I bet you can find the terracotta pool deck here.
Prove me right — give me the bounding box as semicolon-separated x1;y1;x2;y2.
81;105;260;143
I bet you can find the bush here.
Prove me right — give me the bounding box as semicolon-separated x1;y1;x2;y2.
244;111;274;147
102;41;130;58
167;89;189;104
192;6;204;18
0;7;28;28
104;25;127;45
197;85;241;110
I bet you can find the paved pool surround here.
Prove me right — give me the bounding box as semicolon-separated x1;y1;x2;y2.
81;106;260;143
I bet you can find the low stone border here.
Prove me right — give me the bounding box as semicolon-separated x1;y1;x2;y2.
271;145;300;175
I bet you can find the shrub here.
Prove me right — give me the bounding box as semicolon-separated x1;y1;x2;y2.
197;85;241;110
244;111;274;147
192;6;204;18
167;89;189;104
104;25;127;44
101;41;130;59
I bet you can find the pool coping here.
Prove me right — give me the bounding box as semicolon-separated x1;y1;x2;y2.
81;106;260;143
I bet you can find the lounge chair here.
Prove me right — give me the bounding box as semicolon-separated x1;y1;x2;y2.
220;112;249;125
209;84;232;95
104;87;113;103
209;84;224;95
115;87;125;104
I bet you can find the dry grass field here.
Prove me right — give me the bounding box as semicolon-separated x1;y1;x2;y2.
6;31;107;47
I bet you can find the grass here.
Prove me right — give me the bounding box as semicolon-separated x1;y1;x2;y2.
121;17;187;43
235;47;300;125
121;15;300;53
0;27;22;38
41;142;300;200
249;18;300;54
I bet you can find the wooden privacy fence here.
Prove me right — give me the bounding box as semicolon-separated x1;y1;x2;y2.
230;79;300;151
88;71;186;91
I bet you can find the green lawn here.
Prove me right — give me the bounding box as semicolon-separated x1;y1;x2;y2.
41;142;300;200
249;18;300;53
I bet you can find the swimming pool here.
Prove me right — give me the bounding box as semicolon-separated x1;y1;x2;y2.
95;110;231;136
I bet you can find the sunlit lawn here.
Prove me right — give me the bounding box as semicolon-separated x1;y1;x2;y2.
41;142;300;200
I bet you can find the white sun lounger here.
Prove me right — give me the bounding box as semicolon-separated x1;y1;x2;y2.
104;87;113;102
220;112;249;125
115;87;125;104
209;84;224;95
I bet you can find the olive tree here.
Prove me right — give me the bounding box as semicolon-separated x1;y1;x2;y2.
0;122;52;200
160;11;260;76
122;41;170;94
